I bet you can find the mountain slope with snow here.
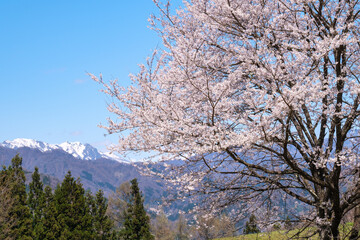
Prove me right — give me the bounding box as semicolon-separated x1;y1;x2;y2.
1;138;58;152
58;141;102;160
0;138;126;162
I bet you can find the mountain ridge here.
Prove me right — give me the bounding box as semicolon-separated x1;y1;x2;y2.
0;138;126;163
0;138;192;220
0;145;162;199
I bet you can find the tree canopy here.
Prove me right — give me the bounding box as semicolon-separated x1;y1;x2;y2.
121;178;154;240
0;154;32;240
93;0;360;239
0;155;118;240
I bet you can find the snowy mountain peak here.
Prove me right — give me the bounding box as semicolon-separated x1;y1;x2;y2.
58;141;103;160
1;138;57;152
0;138;126;162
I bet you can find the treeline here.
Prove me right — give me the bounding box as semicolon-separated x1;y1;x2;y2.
0;154;117;240
0;154;239;240
0;155;168;240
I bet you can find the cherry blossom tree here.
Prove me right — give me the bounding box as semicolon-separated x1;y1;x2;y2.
92;0;360;239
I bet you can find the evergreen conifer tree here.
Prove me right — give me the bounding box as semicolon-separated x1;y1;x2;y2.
42;186;61;240
0;166;17;240
7;154;33;239
93;190;115;240
54;171;93;239
121;178;154;240
28;167;45;239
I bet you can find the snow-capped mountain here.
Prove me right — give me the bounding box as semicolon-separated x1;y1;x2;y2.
1;138;58;152
58;141;102;160
100;151;124;162
0;138;126;162
0;139;192;218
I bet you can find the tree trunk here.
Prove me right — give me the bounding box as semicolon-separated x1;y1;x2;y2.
318;207;341;240
319;225;332;240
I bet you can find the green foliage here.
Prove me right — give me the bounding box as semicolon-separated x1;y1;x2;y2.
0;165;17;240
93;190;115;240
243;214;260;235
42;186;61;239
121;178;154;240
54;171;94;239
0;155;118;240
28;167;45;239
2;154;33;240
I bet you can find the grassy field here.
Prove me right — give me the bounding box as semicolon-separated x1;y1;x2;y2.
216;229;318;240
216;223;355;240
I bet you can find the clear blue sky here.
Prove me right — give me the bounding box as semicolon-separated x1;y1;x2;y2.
0;1;180;153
